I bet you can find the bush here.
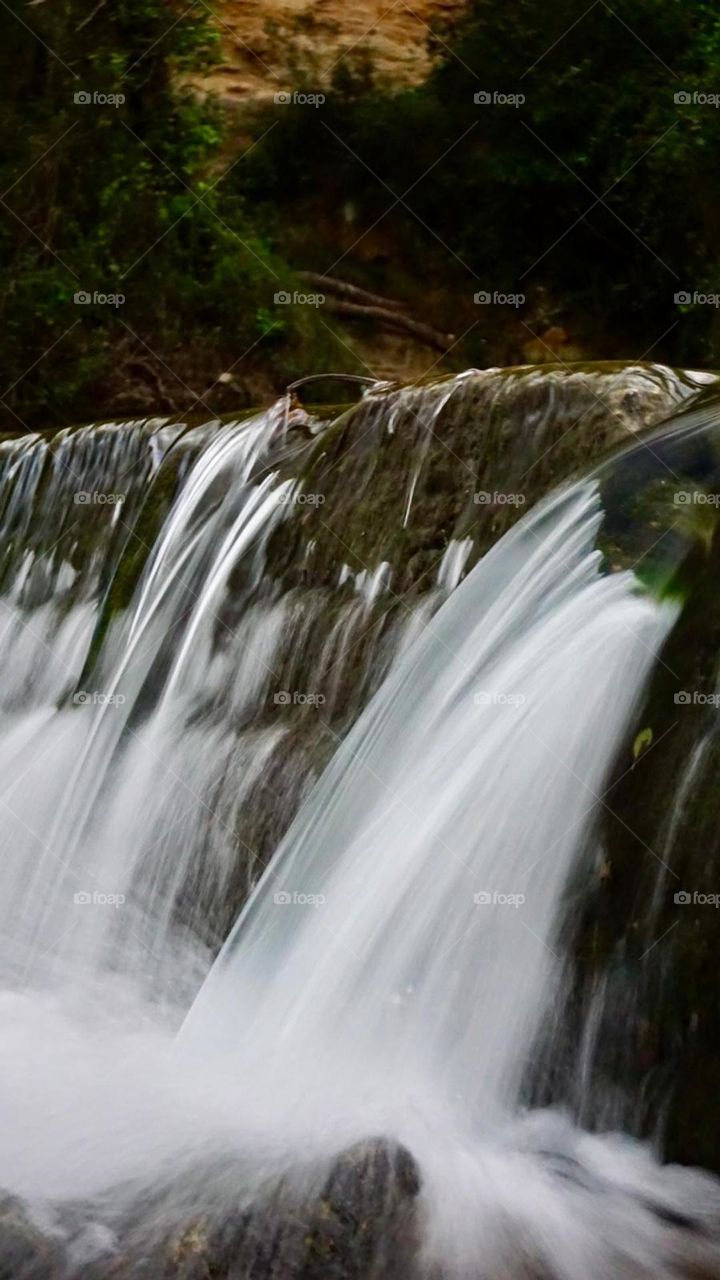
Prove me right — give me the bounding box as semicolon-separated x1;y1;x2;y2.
233;0;720;366
0;0;356;429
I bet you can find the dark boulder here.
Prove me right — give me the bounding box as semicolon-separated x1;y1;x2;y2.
83;1137;422;1280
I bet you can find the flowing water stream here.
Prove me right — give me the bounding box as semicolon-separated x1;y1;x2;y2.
1;367;720;1277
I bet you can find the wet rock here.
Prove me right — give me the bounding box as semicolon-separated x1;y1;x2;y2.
198;1138;421;1280
295;1138;421;1279
85;1138;422;1280
0;1195;63;1279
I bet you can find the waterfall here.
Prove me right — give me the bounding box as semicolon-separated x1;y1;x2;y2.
0;404;295;993
182;483;671;1119
0;367;720;1276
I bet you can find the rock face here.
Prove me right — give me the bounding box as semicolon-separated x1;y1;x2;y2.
12;1139;422;1279
296;1139;421;1280
0;1196;63;1279
148;1139;422;1280
187;0;467;106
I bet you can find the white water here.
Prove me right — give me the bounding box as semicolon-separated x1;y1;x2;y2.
184;485;669;1111
0;408;719;1275
0;405;293;992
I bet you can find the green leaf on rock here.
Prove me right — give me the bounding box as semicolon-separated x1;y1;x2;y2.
633;727;653;760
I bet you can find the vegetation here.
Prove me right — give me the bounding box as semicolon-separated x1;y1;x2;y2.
4;0;720;428
234;0;720;367
0;0;355;431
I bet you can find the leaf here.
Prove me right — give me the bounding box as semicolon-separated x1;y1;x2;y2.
633;727;653;760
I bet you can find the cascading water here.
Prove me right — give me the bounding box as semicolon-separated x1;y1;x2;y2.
0;403;295;994
179;484;720;1280
184;484;670;1103
0;366;720;1277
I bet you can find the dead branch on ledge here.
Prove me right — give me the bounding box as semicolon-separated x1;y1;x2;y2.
298;272;407;311
297;272;454;352
326;299;454;352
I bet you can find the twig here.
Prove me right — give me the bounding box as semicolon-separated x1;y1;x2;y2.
323;299;454;352
298;271;407;312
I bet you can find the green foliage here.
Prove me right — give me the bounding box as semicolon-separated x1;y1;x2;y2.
234;0;720;366
0;0;353;429
425;0;720;330
8;0;720;427
633;727;653;761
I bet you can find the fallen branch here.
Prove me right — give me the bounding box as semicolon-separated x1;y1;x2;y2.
298;272;407;312
322;299;454;352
